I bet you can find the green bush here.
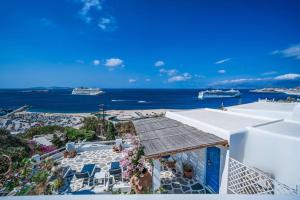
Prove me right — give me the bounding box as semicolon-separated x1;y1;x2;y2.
81;116;100;132
31;170;49;184
0;128;30;162
106;122;116;140
65;127;96;142
23;126;65;139
51;134;64;148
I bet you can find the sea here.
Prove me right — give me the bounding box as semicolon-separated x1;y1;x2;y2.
0;89;295;113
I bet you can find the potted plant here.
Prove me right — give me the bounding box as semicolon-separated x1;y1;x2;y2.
183;162;193;179
166;157;176;168
63;151;68;158
52;178;63;192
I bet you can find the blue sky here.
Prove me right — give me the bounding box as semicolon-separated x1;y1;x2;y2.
0;0;300;88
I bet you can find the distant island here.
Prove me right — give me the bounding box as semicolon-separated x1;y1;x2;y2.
250;87;300;96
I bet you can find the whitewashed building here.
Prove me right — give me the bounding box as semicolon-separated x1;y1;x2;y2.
134;101;300;195
166;101;300;194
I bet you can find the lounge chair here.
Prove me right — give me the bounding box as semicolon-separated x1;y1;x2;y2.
62;166;74;179
109;162;122;181
74;164;96;187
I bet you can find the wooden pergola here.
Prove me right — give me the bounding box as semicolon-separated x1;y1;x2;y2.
133;117;228;159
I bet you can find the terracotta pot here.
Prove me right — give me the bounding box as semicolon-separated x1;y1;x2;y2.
167;161;176;169
184;170;193;179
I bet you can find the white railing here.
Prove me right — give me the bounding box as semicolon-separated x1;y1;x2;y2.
228;157;297;195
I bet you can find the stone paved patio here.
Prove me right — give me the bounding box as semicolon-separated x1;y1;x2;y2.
58;148;124;193
160;165;209;194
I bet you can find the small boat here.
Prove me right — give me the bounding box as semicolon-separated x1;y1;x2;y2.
198;89;241;100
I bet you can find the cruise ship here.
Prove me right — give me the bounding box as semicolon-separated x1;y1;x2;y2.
71;87;103;95
198;89;241;99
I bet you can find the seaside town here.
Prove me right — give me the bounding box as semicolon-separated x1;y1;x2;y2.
0;108;166;135
0;111;85;134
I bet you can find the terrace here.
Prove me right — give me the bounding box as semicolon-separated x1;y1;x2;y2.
50;140;134;194
58;147;124;193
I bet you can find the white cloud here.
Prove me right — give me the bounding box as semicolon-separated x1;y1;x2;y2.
104;58;124;69
168;73;192;83
145;78;151;82
274;73;300;80
217;69;226;74
98;17;117;31
75;0;117;31
215;58;231;64
78;0;102;23
154;60;165;67
272;44;300;59
159;68;178;76
194;74;205;78
129;79;137;83
261;71;277;76
93;59;100;66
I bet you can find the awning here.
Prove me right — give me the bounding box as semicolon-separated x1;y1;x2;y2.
133;117;228;159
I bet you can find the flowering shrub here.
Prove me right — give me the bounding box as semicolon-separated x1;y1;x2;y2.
120;137;152;180
39;145;56;154
29;141;57;155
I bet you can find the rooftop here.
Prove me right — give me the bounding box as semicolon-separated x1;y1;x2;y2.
133;117;227;158
254;120;300;139
228;101;298;113
167;108;272;133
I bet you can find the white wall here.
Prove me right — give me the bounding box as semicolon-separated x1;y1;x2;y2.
230;128;300;189
219;147;229;194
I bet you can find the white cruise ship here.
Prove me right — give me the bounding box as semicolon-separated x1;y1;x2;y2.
198;89;241;99
71;87;103;95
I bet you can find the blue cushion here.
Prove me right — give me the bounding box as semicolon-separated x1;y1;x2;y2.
111;162;120;170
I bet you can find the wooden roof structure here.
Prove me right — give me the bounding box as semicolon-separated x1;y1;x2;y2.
133;117;228;159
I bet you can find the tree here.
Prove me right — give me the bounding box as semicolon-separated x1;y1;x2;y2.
51;134;64;148
81;117;102;134
0;128;30;162
106;122;116;141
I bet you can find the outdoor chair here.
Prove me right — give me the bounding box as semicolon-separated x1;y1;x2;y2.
109;161;122;181
62;166;74;179
73;163;96;188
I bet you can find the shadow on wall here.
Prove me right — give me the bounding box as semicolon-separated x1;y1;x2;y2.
229;131;247;162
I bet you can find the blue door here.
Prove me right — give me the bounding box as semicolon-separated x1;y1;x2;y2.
206;147;220;193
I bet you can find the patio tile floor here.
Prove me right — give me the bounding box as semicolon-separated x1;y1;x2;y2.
57;148;124;193
160;165;208;194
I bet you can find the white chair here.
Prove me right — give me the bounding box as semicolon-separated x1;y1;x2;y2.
66;142;76;152
115;139;122;147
